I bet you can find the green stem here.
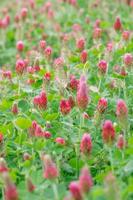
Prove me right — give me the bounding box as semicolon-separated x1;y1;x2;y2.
108;147;114;173
98;77;102;91
75;144;79;178
52;182;59;200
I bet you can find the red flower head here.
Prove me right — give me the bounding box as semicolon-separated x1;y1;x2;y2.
80;133;92;156
98;60;108;75
123;53;133;66
117;134;125;150
79;166;93;193
55;137;65;145
33;91;47;110
68;96;75;108
43;131;52;139
43;155;59;179
0;132;3;143
114;17;122;31
69;181;82;200
16;59;25;75
44;72;51;81
77;75;89;110
60;99;71;115
16;41;24;52
69;75;79;90
116;99;128;119
97;98;108;113
11;103;18;115
27;178;36;192
76;38;85;51
102;120;115;144
80;50;88;63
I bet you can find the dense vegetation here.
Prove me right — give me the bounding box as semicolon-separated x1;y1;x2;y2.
0;0;133;199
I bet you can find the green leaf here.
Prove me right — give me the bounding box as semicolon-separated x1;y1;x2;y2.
14;117;32;129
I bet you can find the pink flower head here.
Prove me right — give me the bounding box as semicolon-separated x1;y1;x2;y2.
122;31;130;41
29;0;35;9
16;41;24;52
34;125;43;137
98;60;108;74
4;174;18;200
27;66;35;74
79;166;93;193
54;57;64;68
102;120;115;144
69;181;82;200
76;75;89;110
2;70;12;79
116;99;128;119
44;46;52;58
60;99;71;115
15;59;25;75
114;17;122;31
76;38;85;51
80;50;88;63
117;134;125;150
80;133;92;156
94;19;101;28
0;158;8;173
43;155;58;179
72;23;82;32
40;40;46;49
83;112;89;119
93;27;102;39
107;42;113;52
14;14;20;23
21;8;28;19
97;98;108;113
123;53;133;66
55;137;65;145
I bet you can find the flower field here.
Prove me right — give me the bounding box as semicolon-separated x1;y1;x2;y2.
0;0;133;199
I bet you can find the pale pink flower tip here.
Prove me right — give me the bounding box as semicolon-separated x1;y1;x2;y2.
69;181;82;200
102;120;115;144
79;166;93;193
80;133;92;156
116;99;128;118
